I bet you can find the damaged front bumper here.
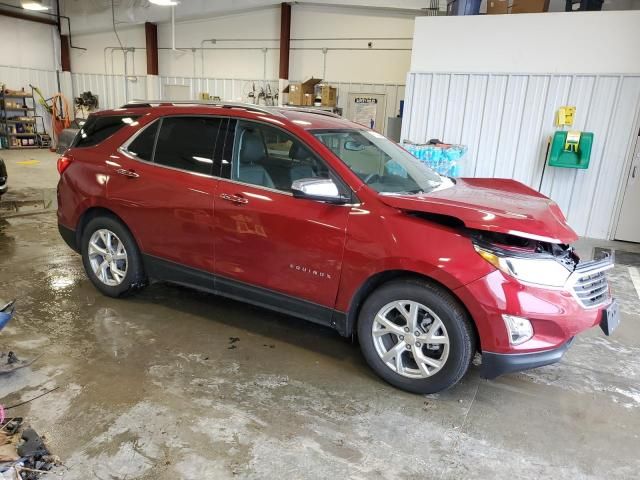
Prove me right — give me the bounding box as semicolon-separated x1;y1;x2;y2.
480;337;574;379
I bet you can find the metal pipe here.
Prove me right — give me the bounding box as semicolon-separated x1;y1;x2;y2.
200;39;210;77
110;0;128;101
171;5;176;51
322;48;328;80
263;48;268;85
194;37;412;41
101;45;410;79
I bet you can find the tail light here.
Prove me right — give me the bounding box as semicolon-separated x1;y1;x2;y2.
57;156;72;175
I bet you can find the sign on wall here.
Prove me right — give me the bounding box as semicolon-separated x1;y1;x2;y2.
347;93;386;133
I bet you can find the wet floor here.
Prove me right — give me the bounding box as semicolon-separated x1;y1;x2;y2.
1;213;639;479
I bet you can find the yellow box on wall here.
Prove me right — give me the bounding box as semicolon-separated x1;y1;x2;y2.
556;106;576;127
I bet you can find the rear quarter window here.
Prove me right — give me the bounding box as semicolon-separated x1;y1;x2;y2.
73;115;139;148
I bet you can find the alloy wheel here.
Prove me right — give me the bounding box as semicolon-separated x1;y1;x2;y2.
88;229;128;287
372;300;450;379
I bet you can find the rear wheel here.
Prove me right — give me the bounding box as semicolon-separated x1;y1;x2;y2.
80;216;146;297
357;279;475;394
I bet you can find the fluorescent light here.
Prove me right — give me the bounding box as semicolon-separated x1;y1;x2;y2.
149;0;179;5
22;1;49;10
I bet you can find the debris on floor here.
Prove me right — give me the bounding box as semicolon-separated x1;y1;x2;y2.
0;417;59;479
0;300;15;332
1;302;41;375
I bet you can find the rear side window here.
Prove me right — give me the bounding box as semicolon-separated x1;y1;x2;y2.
154;117;221;176
73;115;139;148
127;122;158;162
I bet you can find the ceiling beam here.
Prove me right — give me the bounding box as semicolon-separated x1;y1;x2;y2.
0;8;58;26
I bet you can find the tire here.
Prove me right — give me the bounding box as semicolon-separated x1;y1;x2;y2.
80;216;147;297
357;279;475;394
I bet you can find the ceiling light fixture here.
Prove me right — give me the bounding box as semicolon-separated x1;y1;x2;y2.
21;1;50;10
149;0;179;5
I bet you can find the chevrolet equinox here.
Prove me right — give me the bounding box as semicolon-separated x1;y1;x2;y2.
56;101;619;394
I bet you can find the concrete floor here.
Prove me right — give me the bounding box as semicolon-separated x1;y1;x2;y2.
1;149;640;478
0;149;58;201
0;212;639;479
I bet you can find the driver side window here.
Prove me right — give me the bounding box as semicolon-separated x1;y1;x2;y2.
232;121;329;192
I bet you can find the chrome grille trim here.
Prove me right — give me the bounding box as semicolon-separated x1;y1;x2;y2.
567;258;613;309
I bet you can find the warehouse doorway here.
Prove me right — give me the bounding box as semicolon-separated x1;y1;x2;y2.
615;130;640;243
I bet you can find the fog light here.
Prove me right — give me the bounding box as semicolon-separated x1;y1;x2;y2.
502;315;534;345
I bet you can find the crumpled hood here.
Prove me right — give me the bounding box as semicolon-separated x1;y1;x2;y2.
379;178;578;244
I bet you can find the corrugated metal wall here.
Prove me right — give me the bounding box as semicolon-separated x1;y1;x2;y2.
68;74;405;126
71;73;147;110
401;72;640;240
157;76;404;135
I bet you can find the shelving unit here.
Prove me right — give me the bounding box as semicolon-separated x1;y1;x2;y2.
0;86;46;150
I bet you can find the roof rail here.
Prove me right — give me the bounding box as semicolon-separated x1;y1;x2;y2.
277;106;342;119
121;100;275;116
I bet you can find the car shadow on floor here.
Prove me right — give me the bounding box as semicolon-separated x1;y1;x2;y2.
125;280;369;367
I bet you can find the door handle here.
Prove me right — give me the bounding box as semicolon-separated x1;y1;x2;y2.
116;168;139;178
220;193;249;205
633;165;638;179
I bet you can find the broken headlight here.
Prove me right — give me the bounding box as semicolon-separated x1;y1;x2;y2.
474;244;572;288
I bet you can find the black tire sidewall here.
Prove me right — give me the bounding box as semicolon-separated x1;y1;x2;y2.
80;216;145;297
357;281;474;394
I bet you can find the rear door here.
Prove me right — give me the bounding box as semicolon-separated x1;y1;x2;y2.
213;119;351;314
107;115;222;277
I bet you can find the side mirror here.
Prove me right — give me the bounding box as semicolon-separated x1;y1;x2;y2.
291;178;349;204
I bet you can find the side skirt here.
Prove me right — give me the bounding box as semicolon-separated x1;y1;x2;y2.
142;254;348;336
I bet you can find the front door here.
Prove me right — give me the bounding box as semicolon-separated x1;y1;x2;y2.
213;119;351;315
615;130;640;243
108;116;222;275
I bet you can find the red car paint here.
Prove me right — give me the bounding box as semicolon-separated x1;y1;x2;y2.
56;104;612;366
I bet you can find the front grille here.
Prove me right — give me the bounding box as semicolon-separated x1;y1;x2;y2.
570;263;611;308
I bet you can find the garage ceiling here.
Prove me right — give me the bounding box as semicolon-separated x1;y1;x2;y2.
1;0;638;35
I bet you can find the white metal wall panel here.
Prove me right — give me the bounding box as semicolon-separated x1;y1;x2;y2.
159;77;279;104
64;74;405;122
475;75;508;178
459;75;489;177
512;75;550;187
71;73;147;110
586;77;640;239
158;76;405;133
402;71;640;240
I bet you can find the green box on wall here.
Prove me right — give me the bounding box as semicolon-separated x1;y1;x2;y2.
548;130;594;169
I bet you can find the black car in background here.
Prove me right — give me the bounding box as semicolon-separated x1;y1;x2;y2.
0;157;7;198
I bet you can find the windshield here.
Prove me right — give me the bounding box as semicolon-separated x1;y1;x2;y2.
312;129;449;194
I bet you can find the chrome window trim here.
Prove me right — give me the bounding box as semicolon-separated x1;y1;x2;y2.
119;115;224;179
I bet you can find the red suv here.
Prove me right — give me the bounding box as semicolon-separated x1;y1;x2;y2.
56;102;619;394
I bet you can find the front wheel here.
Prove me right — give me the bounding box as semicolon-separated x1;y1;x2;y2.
80;216;147;297
357;279;475;394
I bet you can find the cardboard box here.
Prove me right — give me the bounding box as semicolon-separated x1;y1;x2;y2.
511;0;549;13
320;85;337;107
284;78;322;106
486;0;509;13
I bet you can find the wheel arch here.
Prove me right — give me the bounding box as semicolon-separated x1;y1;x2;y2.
75;207;139;252
344;270;481;351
